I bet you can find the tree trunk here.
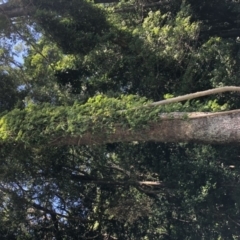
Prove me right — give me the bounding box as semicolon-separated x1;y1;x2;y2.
51;110;240;146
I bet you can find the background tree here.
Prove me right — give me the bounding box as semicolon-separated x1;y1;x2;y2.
0;0;240;239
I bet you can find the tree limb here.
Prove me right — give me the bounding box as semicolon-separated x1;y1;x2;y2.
148;86;240;107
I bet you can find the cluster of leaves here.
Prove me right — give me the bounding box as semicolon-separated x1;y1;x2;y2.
0;95;160;145
30;0;109;55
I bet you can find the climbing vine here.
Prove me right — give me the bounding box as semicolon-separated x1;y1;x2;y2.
0;86;233;145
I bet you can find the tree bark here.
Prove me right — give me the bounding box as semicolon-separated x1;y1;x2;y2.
50;109;240;146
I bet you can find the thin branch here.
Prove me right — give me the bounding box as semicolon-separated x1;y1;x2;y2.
10;24;55;71
107;163;131;177
70;172;164;188
228;215;240;227
149;86;240;107
118;86;240;113
0;4;55;71
32;202;91;223
4;57;31;87
139;181;164;186
0;185;93;223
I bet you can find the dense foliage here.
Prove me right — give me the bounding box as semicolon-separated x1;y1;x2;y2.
0;0;240;239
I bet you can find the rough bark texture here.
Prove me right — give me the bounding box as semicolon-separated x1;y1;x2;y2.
50;110;240;146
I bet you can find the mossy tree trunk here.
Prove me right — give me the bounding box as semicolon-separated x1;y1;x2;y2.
52;110;240;146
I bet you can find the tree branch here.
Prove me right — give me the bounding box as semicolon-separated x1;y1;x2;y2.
50;85;240;146
148;86;240;107
50;109;240;145
70;173;164;188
